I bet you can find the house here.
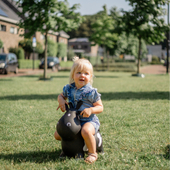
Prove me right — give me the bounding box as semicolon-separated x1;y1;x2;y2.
0;0;24;53
68;38;98;57
0;0;69;57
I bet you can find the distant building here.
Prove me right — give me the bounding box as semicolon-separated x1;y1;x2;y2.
68;38;98;57
147;43;170;61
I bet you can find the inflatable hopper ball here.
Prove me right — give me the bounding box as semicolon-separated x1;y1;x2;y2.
57;101;104;158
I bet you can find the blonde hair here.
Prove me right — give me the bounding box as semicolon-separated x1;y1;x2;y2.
69;57;93;85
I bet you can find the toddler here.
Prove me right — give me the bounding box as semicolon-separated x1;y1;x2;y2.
54;57;103;164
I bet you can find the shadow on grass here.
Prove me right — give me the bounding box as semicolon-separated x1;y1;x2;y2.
0;149;66;164
0;79;13;81
95;76;120;78
139;153;170;161
19;75;69;79
100;91;169;100
0;91;168;101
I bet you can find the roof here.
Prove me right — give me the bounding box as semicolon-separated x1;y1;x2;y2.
0;0;21;22
59;31;70;39
69;38;89;42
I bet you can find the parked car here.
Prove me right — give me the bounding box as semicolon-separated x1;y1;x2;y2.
39;57;60;71
0;53;18;74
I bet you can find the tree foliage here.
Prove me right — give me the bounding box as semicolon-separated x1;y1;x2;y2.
66;13;104;38
17;0;84;78
90;5;118;49
121;0;170;74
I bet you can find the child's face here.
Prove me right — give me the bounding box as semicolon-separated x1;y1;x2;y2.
73;67;92;89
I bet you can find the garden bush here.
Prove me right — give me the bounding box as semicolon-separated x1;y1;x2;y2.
8;47;25;59
47;38;58;57
18;59;40;69
150;55;161;64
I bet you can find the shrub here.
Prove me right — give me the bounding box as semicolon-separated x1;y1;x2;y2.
47;38;58;57
0;39;3;48
57;43;67;58
150;55;161;64
19;39;43;59
67;47;75;60
18;59;40;69
17;47;25;59
8;47;24;59
152;56;159;62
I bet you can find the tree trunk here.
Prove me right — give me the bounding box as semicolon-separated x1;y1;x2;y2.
137;38;141;74
166;3;169;74
166;31;169;74
107;50;109;71
43;32;48;79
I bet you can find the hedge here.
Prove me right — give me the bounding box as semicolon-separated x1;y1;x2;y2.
18;59;40;69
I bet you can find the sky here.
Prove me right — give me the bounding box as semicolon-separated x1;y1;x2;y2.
67;0;132;15
67;0;169;23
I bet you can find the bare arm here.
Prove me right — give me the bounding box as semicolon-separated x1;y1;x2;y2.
80;99;103;117
57;93;68;112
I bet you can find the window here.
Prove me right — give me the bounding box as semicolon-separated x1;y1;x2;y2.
0;24;6;31
8;54;16;61
10;27;15;34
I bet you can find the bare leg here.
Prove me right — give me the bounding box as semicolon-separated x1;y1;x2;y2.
81;122;96;154
54;130;61;141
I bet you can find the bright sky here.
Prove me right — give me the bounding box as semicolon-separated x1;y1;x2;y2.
67;0;132;15
67;0;169;24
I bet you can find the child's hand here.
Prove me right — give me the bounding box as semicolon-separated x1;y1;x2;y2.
57;94;68;112
80;108;92;117
57;101;68;112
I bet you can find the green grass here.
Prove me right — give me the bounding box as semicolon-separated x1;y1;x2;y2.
0;72;169;170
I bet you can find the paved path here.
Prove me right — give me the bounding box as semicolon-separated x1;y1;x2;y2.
140;65;168;75
0;65;169;78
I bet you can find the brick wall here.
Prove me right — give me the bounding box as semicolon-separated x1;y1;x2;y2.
0;20;24;53
58;36;68;44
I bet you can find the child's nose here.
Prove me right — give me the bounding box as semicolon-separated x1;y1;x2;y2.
81;73;85;76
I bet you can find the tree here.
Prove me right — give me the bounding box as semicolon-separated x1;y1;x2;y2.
121;0;170;75
17;0;84;79
66;13;104;38
90;5;118;68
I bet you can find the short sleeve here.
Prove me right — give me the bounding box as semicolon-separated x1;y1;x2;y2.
88;88;101;103
62;84;70;98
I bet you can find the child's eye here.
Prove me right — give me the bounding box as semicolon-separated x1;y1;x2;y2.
77;72;81;74
85;73;89;75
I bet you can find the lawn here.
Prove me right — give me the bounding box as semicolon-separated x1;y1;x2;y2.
0;72;169;170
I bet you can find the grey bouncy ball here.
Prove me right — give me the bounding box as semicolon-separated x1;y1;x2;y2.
57;101;104;158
